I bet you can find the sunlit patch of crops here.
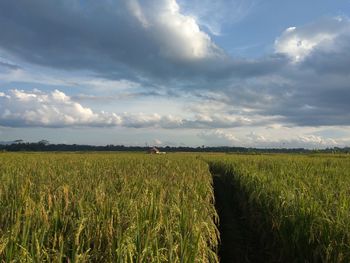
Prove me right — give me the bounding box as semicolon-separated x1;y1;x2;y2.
207;154;350;262
0;153;218;262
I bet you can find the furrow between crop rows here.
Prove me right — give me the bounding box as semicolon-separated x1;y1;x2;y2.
207;154;350;262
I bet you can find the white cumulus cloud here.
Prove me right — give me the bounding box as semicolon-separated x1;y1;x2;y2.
0;89;256;129
275;17;350;62
0;89;122;127
128;0;223;60
199;129;341;148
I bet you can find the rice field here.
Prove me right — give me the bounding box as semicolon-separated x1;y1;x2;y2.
0;153;218;262
207;154;350;262
1;152;350;262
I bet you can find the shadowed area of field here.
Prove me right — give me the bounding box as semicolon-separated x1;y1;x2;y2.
212;174;269;263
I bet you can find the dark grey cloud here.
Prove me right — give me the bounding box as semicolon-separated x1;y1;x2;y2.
217;65;350;127
72;91;165;103
198;17;350;127
0;0;285;84
0;0;151;76
0;1;195;78
0;61;20;70
301;34;350;75
267;83;350;126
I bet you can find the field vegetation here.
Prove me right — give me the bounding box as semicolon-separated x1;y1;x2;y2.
1;152;350;262
0;153;218;262
207;154;350;262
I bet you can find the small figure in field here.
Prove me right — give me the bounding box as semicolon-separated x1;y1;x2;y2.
148;147;166;154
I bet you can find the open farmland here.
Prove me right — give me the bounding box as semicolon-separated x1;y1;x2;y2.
1;152;350;262
0;153;218;262
207;154;350;262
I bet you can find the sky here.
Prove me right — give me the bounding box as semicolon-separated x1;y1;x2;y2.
1;0;350;148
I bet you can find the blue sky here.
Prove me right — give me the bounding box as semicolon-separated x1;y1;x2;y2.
0;0;350;148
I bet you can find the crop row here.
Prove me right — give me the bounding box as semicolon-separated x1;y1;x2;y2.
0;153;218;262
207;154;350;262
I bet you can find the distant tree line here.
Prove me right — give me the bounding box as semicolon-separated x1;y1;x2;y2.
1;141;349;154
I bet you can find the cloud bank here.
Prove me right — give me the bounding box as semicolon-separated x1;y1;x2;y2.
0;89;257;129
199;129;341;149
0;0;225;82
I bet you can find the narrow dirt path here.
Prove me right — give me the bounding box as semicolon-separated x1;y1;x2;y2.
212;174;268;263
